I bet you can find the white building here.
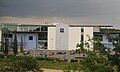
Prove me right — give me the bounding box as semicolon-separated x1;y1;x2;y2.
0;23;113;50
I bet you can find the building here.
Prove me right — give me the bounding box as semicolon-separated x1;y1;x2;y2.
0;23;116;50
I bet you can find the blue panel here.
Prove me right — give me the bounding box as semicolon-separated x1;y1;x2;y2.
12;33;38;49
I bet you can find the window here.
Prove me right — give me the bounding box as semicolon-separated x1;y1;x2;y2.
81;28;84;32
29;36;33;40
60;28;64;33
81;35;84;41
9;34;13;38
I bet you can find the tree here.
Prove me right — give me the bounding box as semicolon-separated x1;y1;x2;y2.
1;27;9;54
1;28;4;52
4;34;9;54
0;56;43;72
13;31;18;55
20;34;23;53
77;36;113;72
76;40;85;54
81;52;113;72
107;34;120;71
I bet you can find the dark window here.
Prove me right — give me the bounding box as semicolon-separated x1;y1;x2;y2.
38;32;47;40
9;34;13;38
29;36;33;40
60;28;64;33
81;28;84;32
81;35;84;41
41;26;48;31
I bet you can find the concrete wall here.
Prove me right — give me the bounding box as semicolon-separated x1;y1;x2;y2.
48;27;56;50
93;27;100;32
68;27;81;50
84;27;93;50
56;24;69;50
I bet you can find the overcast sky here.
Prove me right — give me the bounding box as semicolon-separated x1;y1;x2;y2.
0;0;120;28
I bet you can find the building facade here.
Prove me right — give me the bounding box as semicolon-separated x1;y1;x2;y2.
0;23;116;50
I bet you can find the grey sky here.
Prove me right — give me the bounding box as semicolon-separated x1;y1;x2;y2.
0;0;120;28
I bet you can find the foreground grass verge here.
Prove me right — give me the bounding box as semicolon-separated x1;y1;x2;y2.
0;54;81;71
38;61;80;70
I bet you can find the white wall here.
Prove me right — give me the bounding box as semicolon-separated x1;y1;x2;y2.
56;24;69;50
93;27;100;32
48;27;56;50
84;27;93;50
68;27;81;50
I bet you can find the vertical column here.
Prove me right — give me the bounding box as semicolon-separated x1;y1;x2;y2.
56;24;69;50
68;27;81;50
84;27;93;50
48;27;56;50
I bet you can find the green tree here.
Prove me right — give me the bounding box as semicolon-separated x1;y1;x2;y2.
13;31;18;55
93;36;108;55
76;40;85;55
77;36;113;72
4;34;9;54
1;27;9;54
1;28;4;52
107;34;120;71
20;34;23;53
0;56;43;72
81;52;112;72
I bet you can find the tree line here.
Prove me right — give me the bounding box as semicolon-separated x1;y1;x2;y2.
76;33;120;72
1;29;23;55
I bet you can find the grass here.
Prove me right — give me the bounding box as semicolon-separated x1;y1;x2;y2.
0;54;81;70
38;61;80;70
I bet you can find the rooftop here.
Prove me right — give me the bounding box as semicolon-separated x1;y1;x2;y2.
0;23;113;27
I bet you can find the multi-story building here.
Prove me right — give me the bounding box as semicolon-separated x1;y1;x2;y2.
0;23;117;50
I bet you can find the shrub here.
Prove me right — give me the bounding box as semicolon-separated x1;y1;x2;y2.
70;59;78;62
0;54;15;58
36;57;59;62
0;56;43;72
63;63;81;72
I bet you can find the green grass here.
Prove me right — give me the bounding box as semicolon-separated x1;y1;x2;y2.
38;61;80;70
0;54;81;70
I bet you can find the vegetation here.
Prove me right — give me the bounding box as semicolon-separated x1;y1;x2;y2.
107;34;120;71
1;28;5;52
38;60;80;70
12;31;18;55
4;34;9;55
0;55;43;72
63;63;81;72
20;34;23;53
76;40;84;54
1;27;9;54
76;35;114;72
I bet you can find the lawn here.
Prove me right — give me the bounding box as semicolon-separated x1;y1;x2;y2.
0;54;81;71
38;61;80;70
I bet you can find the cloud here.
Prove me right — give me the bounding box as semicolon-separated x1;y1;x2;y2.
0;0;120;28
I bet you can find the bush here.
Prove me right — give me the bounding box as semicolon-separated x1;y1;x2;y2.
36;57;59;62
63;63;81;72
0;56;43;72
70;59;78;62
0;54;15;58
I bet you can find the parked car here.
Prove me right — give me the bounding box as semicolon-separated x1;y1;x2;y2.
23;50;30;55
70;50;75;55
48;52;54;55
56;52;66;55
